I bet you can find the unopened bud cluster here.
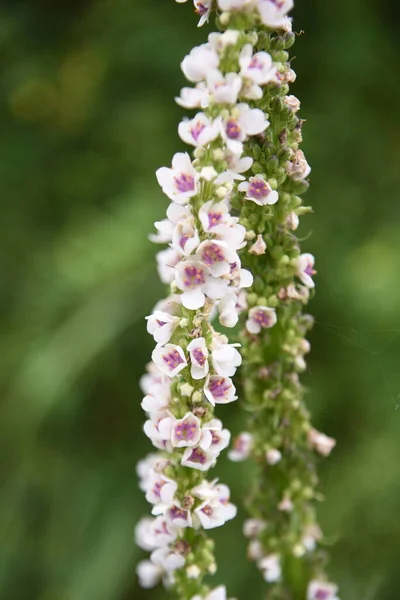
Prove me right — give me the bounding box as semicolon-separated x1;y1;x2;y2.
136;1;339;599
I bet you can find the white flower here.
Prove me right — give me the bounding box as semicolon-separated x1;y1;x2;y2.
181;44;219;82
278;496;293;512
286;149;311;180
209;30;240;51
181;446;216;471
218;291;240;328
238;174;278;206
175;84;209;109
156;152;198;204
144;473;177;511
178;113;220;147
199;200;246;248
196;239;238;277
151;546;186;573
201;419;231;455
302;523;322;552
135;516;177;551
220;104;269;154
224;152;253;180
296;253;316;288
307;580;339;600
206;69;242;105
258;554;282;582
187;337;210;379
249;234;267;255
243;518;266;538
266;448;282;465
170;412;202;447
137;559;163;589
211;338;241;377
194;0;212;26
171;217;200;257
228;432;253;461
191;586;228;600
257;0;294;30
146;311;180;345
204;375;237;405
152;344;187;377
175;260;228;310
308;427;336;456
156;248;181;284
193;482;236;529
239;44;276;85
167;504;193;528
246;306;277;334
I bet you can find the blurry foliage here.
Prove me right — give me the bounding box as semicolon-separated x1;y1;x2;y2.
0;0;400;599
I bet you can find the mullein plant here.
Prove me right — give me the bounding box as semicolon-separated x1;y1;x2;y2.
135;1;339;600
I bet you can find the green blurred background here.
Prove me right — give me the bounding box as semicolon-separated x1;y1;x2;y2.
1;0;400;598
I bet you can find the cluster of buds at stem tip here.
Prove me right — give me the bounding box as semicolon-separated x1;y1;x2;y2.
135;0;339;599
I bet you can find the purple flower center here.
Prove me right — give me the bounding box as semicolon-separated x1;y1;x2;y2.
209;377;231;398
156;319;167;327
315;591;330;600
248;178;269;199
169;506;188;521
201;504;213;516
207;211;223;229
190;121;206;142
195;2;208;16
226;119;241;140
175;421;198;441
304;263;314;277
253;310;272;328
162;349;184;370
201;242;225;266
249;56;263;70
174;173;195;193
211;431;221;445
179;234;189;250
152;481;164;499
184;265;205;287
192;347;207;366
154;520;169;536
188;448;207;464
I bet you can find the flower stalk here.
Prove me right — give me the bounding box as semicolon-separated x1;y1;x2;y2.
136;1;339;600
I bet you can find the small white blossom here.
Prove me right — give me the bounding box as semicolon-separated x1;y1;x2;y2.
243;518;266;538
206;69;242;105
156;248;181;284
178;113;220;147
204;375;237;405
187;337;210;379
239;174;278;206
284;94;301;112
194;0;212;26
152;344;187;378
221;104;269;154
228;432;253;461
239;44;277;85
137;559;163;589
257;0;294;30
286;211;299;230
181;44;219;82
181;445;216;471
307;580;340;600
246;306;277;334
146;311;180;345
296;253;316;288
151;546;186;573
175;260;228;310
196;239;238;277
258;554;282;582
170;412;202;447
266;448;282;465
156;152;198;204
175;84;209;109
308;428;336;456
191;586;228;600
211;337;242;377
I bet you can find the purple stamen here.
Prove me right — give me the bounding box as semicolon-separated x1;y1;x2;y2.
207;211;223;229
188;448;206;464
174;173;195;193
183;265;205;287
163;350;184;370
175;422;198;441
209;377;231;398
226;119;241;140
192;347;207;366
201;242;225;265
253;310;272;328
190;121;206;141
249;179;269;199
